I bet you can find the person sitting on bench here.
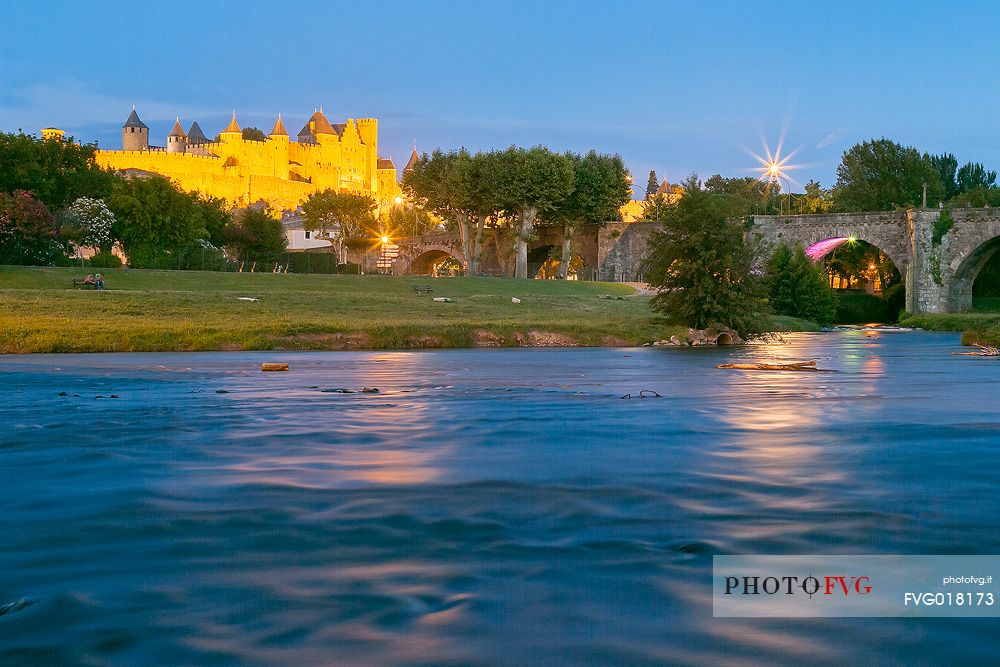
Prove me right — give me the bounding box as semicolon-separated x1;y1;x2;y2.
83;274;96;286
94;273;105;290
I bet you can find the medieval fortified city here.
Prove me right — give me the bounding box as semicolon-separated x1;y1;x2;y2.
3;3;1000;666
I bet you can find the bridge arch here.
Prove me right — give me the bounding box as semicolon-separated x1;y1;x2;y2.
947;218;1000;310
396;246;466;276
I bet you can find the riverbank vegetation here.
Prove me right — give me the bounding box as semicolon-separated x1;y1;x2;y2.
901;309;1000;345
0;266;691;353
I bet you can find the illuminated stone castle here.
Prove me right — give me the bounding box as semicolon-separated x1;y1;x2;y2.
94;107;402;211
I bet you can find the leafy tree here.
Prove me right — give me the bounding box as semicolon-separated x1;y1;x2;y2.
554;151;630;278
703;174;780;215
300;189;377;240
222;207;287;259
641;193;675;221
300;189;377;262
106;176;214;268
0;190;60;265
198;196;232;248
765;244;835;325
930;153;959;200
645;170;658;200
403;148;484;274
801;180;834;213
57;196;116;251
381;203;441;238
956;162;997;194
0;131;115;210
949;185;1000;207
492;146;575;279
242;127;268;142
643;175;769;335
834;139;943;211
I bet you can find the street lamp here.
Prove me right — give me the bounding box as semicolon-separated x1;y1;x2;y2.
625;172;649;198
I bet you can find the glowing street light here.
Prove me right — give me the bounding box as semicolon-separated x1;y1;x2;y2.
748;136;803;215
381;235;390;244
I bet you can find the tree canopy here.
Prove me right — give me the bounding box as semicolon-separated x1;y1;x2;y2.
404;145;626;278
242;127;268;142
0;131;115;210
834;139;944;211
106;176;224;268
222;207;287;259
643;175;769;335
300;189;377;240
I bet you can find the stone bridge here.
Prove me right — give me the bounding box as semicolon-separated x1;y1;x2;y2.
753;208;1000;313
391;222;659;282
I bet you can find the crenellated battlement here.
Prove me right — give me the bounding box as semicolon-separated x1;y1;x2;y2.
89;106;403;212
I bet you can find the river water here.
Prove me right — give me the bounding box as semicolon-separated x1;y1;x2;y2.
2;331;999;666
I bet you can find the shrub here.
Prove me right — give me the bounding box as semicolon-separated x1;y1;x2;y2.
0;189;62;265
833;291;895;324
88;250;122;268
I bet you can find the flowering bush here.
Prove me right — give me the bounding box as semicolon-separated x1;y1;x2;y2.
58;196;115;250
0;189;61;265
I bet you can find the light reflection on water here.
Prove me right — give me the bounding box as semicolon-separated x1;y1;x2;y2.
2;332;1000;665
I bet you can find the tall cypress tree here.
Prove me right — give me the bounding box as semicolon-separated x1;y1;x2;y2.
645;170;658;200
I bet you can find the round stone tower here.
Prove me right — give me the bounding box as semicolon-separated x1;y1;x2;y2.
166;117;187;154
122;106;149;151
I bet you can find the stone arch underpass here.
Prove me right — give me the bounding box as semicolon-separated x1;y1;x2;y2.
753;208;1000;313
389;231;464;276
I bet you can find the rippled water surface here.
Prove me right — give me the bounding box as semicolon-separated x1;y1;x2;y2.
3;332;1000;665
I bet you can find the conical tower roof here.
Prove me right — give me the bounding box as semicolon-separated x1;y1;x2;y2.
168;117;187;138
187;121;208;144
221;112;241;134
269;114;287;137
123;107;148;130
404;146;420;171
308;109;337;135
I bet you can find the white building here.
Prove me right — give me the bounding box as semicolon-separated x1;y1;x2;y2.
281;212;335;251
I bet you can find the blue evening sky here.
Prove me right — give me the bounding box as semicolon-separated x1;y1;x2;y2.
2;1;999;193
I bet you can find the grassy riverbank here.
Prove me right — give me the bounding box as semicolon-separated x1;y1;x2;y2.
901;312;1000;345
1;266;689;353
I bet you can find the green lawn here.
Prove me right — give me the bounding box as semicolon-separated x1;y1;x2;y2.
0;266;687;353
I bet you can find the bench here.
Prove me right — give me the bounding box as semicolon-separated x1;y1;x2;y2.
412;284;433;294
73;278;97;290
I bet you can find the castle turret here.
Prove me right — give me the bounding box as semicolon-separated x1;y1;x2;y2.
166;117;187;154
268;114;289;180
187;121;208;145
268;114;288;139
219;111;242;142
404;145;420;172
122;106;149;151
356;118;378;191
